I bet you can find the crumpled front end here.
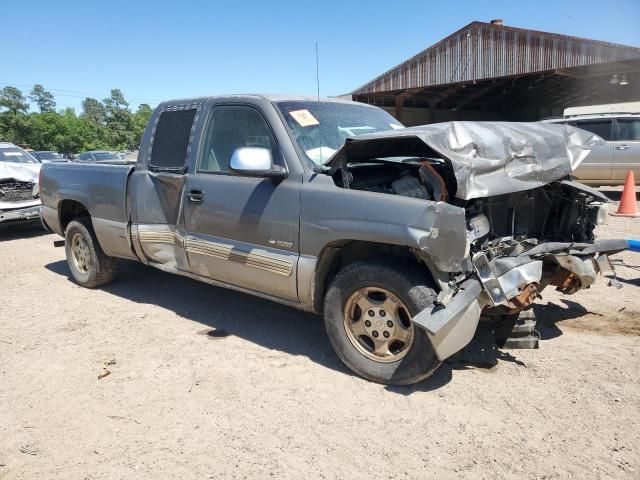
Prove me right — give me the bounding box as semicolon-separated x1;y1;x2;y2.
0;181;41;224
411;180;627;361
0;162;42;224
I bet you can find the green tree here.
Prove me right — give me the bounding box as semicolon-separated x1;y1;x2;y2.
0;85;151;153
131;103;153;148
0;111;31;144
103;89;135;149
0;87;30;144
29;84;56;113
80;97;106;124
103;89;129;114
0;86;29;114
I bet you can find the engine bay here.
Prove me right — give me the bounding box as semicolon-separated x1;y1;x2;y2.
331;158;606;249
332;158;456;202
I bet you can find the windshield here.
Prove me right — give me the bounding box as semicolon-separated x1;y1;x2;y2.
276;101;403;166
94;152;121;161
35;151;62;160
0;146;39;164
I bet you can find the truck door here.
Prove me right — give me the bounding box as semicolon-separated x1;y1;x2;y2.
181;103;301;302
129;104;201;271
612;118;640;182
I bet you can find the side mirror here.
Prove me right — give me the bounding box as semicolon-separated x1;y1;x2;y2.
229;147;287;178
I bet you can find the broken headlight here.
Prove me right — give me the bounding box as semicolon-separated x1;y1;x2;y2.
596;203;609;225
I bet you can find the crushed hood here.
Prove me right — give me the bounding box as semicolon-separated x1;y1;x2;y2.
326;122;602;200
0;162;41;183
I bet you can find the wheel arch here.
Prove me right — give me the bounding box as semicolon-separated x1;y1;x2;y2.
311;239;439;313
58;199;92;233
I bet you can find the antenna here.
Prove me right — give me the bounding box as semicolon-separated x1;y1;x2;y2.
315;42;320;101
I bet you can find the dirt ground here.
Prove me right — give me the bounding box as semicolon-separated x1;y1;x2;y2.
1;191;639;479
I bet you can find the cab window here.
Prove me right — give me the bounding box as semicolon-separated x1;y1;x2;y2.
198;105;279;173
149;108;197;171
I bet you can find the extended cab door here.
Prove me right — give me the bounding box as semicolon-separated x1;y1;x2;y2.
129;104;201;271
612;117;640;182
181;102;301;302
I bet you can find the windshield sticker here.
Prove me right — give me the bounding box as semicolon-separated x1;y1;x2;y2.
2;152;22;156
389;123;404;130
289;109;319;127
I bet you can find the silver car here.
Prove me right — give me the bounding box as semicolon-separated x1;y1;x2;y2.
545;113;640;185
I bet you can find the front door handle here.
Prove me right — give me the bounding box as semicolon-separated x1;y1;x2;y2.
616;144;629;151
187;189;204;203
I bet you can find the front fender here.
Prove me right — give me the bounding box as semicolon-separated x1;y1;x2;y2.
301;179;468;272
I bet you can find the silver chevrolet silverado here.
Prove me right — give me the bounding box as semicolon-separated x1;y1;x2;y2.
39;95;630;385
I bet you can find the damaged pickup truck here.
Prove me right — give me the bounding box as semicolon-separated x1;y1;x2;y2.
39;95;630;384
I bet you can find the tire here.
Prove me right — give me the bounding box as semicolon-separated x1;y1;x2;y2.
64;217;117;288
324;259;441;385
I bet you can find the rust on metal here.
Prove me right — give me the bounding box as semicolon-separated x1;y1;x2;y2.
352;21;640;95
550;269;581;294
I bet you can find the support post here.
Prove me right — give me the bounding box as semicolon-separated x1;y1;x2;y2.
395;95;404;122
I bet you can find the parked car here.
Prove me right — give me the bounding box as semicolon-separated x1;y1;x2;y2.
544;111;640;185
74;151;123;163
0;142;41;224
39;95;630;385
32;151;66;163
123;150;138;162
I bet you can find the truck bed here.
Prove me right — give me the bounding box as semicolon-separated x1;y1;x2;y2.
40;162;135;258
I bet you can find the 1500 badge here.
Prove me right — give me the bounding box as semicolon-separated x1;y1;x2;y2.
268;239;293;248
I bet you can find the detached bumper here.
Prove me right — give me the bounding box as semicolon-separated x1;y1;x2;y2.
412;239;629;361
413;278;485;361
0;204;41;224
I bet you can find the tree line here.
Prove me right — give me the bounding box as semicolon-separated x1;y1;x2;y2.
0;85;153;154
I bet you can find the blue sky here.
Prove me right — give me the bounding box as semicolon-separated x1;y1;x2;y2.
3;0;639;111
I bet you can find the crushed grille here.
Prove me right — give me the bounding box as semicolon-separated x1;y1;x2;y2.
0;182;35;203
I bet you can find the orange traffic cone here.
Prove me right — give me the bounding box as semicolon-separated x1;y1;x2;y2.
611;170;640;217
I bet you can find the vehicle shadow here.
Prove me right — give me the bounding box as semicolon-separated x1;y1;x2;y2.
0;221;47;240
533;300;597;340
45;259;351;377
386;322;527;394
42;260;596;393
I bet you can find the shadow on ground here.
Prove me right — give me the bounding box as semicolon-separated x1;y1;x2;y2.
533;300;595;340
0;221;48;240
45;260;603;392
46;259;351;376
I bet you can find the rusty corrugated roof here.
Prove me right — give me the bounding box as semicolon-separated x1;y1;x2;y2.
352;22;640;95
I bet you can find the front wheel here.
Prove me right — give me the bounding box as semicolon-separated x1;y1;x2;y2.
324;260;440;385
64;218;117;288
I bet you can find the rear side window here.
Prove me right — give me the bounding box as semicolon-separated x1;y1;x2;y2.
616;119;640;141
150;109;197;170
574;120;613;141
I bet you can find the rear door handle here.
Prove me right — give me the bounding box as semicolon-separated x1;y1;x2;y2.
187;189;204;203
616;144;629;151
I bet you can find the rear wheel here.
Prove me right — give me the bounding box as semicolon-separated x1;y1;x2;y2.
64;218;117;288
324;260;440;385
